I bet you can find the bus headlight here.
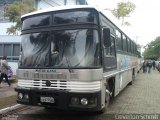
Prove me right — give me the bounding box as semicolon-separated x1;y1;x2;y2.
80;98;88;106
18;93;23;99
89;97;96;104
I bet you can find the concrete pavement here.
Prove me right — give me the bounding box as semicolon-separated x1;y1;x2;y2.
107;69;160;114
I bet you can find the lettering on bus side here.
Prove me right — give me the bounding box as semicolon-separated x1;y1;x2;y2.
35;69;56;73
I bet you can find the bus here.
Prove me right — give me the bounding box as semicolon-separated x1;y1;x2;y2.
15;5;138;112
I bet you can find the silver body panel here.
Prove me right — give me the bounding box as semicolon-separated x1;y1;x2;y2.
17;53;138;110
17;69;103;93
103;53;138;97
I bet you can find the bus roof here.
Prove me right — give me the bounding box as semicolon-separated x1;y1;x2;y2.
21;5;99;18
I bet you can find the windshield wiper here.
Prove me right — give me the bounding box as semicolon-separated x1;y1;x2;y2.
66;57;74;73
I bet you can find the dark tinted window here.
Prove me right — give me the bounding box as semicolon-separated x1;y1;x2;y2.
131;41;134;53
0;43;20;61
22;14;50;30
20;29;100;68
53;11;97;25
4;44;11;56
104;36;116;57
122;35;127;51
127;38;131;52
133;43;137;54
103;35;116;70
135;44;137;54
133;43;135;54
13;44;20;56
21;32;50;67
116;30;122;50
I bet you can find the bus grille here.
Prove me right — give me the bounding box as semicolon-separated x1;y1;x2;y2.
18;80;101;92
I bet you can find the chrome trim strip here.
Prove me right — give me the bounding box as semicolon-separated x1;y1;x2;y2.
104;66;137;78
17;80;101;92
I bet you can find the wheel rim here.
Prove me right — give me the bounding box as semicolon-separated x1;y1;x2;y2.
105;85;110;106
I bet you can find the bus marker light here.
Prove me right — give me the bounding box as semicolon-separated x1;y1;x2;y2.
71;97;79;105
24;94;29;99
89;98;95;104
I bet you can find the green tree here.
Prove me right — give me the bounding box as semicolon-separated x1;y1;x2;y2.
5;0;35;35
112;1;136;25
143;36;160;60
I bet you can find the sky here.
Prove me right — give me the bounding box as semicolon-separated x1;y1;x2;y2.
87;0;160;46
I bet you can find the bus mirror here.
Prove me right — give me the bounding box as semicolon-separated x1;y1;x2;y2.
103;28;111;47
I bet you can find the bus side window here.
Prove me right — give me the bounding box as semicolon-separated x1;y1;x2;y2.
122;35;127;51
103;35;117;70
116;30;122;50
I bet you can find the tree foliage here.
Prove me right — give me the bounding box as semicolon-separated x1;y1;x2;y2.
143;36;160;60
5;0;35;35
112;1;136;25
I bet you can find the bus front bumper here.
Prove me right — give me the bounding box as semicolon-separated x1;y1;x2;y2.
15;87;102;112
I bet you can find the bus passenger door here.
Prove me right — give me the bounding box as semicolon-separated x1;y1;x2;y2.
103;28;117;71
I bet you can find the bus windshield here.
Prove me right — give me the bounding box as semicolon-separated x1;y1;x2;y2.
20;29;100;68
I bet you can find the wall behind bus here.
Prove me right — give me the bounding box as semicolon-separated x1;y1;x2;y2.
36;0;87;10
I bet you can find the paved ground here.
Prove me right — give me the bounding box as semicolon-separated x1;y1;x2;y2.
107;69;160;114
10;69;160;120
0;69;160;116
0;81;17;99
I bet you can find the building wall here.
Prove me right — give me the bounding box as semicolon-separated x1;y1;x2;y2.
36;0;87;10
66;0;77;5
0;35;20;60
0;35;20;75
0;1;21;75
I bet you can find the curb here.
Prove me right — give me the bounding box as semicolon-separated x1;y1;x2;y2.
0;104;21;115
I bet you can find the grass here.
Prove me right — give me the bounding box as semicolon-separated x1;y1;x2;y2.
0;95;17;109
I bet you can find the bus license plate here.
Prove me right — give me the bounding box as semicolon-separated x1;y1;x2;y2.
40;97;55;103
